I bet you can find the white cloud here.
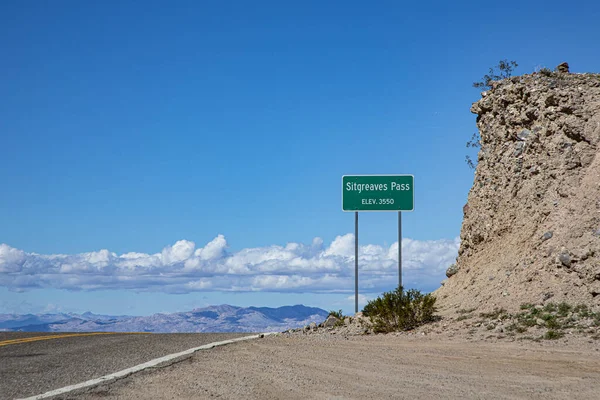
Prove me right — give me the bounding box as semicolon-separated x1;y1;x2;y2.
162;240;195;265
0;244;26;273
0;235;458;294
324;234;355;257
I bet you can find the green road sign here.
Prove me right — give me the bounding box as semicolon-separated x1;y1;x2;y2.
342;175;414;212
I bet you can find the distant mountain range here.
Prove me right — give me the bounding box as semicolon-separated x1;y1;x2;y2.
0;304;329;333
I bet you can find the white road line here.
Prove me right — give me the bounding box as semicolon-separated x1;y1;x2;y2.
18;332;278;400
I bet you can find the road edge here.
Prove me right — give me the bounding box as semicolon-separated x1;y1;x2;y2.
17;332;278;400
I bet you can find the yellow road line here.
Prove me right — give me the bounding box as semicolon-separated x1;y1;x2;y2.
0;332;116;345
0;332;149;347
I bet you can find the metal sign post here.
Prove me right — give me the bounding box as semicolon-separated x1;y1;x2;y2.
342;175;414;314
398;211;402;290
355;212;359;314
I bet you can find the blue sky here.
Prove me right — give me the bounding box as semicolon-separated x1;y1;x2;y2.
1;0;599;315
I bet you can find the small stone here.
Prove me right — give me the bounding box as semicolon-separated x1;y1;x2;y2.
489;275;495;281
517;129;531;141
440;279;447;286
559;253;572;267
502;291;509;297
593;229;600;237
556;62;570;73
543;292;554;301
309;322;317;331
446;264;459;278
323;315;339;328
542;231;553;241
514;141;525;157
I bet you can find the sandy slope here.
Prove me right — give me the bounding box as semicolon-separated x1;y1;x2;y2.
75;334;600;400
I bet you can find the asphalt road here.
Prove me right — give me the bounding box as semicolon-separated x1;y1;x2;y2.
0;331;248;399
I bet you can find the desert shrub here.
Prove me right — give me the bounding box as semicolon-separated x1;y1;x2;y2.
544;330;564;340
328;309;344;319
557;302;572;317
515;325;528;333
545;316;561;329
362;286;437;333
574;304;590;318
473;59;518;90
479;308;508;320
516;312;537;327
529;307;541;316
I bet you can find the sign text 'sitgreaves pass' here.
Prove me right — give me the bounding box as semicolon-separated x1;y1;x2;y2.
342;175;414;212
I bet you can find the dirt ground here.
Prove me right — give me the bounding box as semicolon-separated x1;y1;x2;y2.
74;334;600;400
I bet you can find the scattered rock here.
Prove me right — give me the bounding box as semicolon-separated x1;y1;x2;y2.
323;315;340;328
517;129;531;141
446;264;459;278
556;62;570;73
543;292;554;301
514;141;525;157
559;253;572;268
542;231;553;241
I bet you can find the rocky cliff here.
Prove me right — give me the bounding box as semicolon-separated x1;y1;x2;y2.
436;66;600;313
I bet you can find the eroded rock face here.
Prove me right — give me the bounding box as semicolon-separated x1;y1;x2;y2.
436;69;600;313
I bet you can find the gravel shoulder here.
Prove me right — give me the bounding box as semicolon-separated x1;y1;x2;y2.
75;333;600;400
